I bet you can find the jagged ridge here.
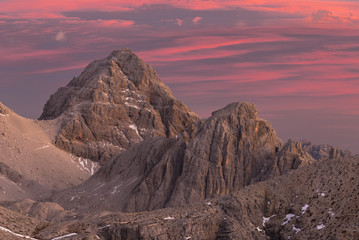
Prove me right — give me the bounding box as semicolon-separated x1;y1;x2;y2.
39;49;200;163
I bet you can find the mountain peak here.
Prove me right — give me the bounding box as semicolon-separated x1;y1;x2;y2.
39;49;200;162
211;102;257;119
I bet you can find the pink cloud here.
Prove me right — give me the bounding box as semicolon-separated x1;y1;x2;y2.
137;35;290;62
0;48;72;62
192;16;202;24
176;18;184;26
55;31;67;41
0;0;357;24
25;63;88;74
94;19;135;28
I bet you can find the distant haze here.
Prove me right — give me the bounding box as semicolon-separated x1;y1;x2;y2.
0;0;358;153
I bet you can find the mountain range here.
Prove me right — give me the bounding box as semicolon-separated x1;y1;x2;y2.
0;49;356;239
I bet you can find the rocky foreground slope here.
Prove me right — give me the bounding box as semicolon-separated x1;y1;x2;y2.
0;102;95;201
1;156;357;240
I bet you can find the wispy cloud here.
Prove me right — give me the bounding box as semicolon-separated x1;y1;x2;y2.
55;31;67;41
192;16;202;24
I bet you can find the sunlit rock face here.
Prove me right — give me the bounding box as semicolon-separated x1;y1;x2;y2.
39;49;201;163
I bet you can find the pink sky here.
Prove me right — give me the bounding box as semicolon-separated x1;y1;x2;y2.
0;0;358;153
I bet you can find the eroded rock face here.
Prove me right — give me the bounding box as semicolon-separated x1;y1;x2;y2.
167;102;283;207
39;49;200;163
53;102;284;213
300;140;351;160
257;140;316;181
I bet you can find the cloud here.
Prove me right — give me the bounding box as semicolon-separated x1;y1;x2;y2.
175;18;183;26
55;31;66;41
95;19;134;28
192;16;202;24
312;10;356;24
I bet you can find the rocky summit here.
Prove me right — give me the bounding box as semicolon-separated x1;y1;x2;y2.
0;49;356;239
39;49;200;163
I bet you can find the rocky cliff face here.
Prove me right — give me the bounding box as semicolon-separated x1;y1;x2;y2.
256;140;316;181
167;102;283;207
53;102;284;213
39;49;200;163
300;140;351;160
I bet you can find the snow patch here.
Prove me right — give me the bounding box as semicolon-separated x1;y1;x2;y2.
255;227;263;232
301;204;309;214
0;225;37;239
328;208;335;217
282;214;296;226
70;195;79;201
126;178;138;186
292;225;301;234
316;224;325;230
98;225;111;230
263;214;276;226
125;102;140;109
206;202;211;206
111;184;122;194
163;217;175;220
51;233;78;240
128;124;143;139
34;145;50;151
74;157;98;175
93;183;105;190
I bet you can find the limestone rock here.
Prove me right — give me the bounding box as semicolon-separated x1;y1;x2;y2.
34;156;359;240
300;140;351;160
53;137;186;213
39;49;200;163
167;102;283;207
52;102;283;213
258;139;316;180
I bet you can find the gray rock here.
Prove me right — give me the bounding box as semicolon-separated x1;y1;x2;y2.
300;140;351;160
52;102;283;213
35;156;359;240
167;102;283;207
257;139;316;180
39;49;200;163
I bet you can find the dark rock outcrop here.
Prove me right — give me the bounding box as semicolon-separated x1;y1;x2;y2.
39;49;200;163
